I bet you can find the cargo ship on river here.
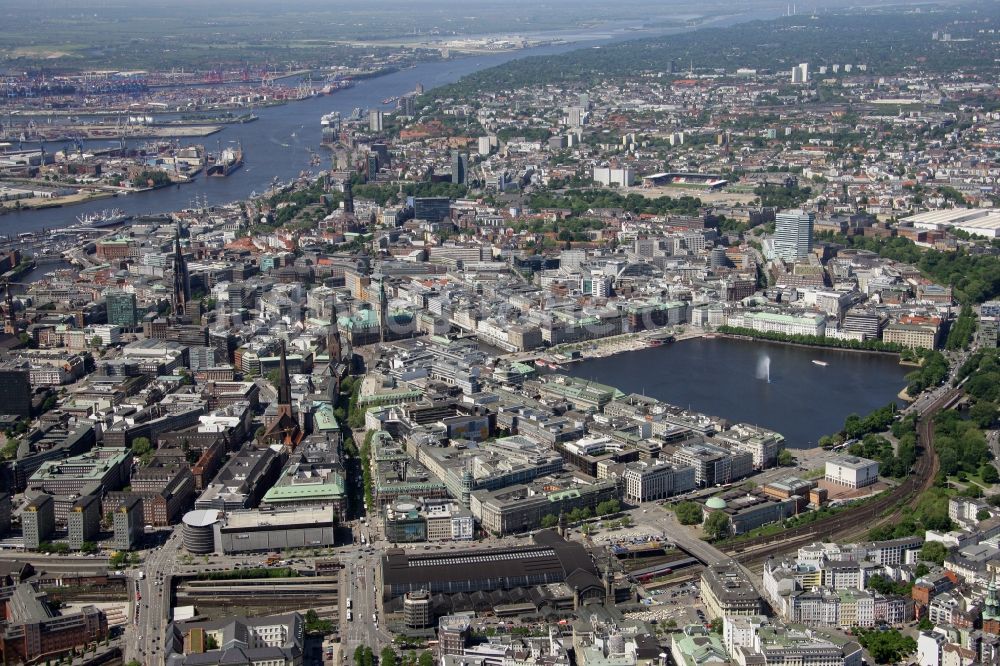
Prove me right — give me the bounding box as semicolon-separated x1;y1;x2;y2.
206;144;244;177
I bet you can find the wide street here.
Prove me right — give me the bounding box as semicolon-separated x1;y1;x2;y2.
340;553;393;661
125;531;184;665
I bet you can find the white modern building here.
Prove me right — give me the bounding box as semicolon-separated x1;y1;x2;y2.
593;167;635;187
773;209;815;261
825;456;879;489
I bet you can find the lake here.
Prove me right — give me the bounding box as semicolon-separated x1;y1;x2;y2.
562;336;909;448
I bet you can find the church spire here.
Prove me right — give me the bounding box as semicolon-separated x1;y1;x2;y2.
328;309;342;363
986;573;1000;621
171;231;190;317
3;281;16;334
377;275;388;344
277;339;291;406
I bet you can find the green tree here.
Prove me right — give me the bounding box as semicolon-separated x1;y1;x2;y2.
945;305;977;350
977;509;992;521
596;499;621;516
981;464;1000;485
703;512;730;541
777;449;795;466
674;502;703;525
856;628;916;664
920;541;948;566
540;514;559;528
970;401;999;429
131;437;153;460
0;439;17;460
381;647;398;666
419;652;435;666
80;541;97;554
304;608;333;635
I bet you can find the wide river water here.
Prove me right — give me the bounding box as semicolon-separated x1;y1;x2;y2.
2;11;779;233
562;337;909;448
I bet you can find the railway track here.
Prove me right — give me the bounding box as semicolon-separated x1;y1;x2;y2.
726;387;961;565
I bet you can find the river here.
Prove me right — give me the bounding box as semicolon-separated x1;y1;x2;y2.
1;11;778;233
562;337;909;448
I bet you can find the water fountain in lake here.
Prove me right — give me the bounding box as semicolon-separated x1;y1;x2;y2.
756;354;771;384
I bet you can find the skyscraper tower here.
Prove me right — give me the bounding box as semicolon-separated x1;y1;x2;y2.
343;179;355;214
171;233;191;317
772;209;815;261
451;150;467;185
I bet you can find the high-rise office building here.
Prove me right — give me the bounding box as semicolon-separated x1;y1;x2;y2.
791;62;810;84
369;109;384;132
0;492;10;537
106;290;138;328
372;142;391;168
23;494;55;550
399;95;416;116
0;362;31;417
451;150;467;185
68;494;100;550
113;495;144;551
773;209;815;261
413;197;451;223
366;153;380;181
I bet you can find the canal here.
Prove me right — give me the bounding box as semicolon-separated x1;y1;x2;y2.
561;336;909;448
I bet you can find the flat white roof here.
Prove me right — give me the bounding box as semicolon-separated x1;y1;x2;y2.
221;506;335;529
182;509;220;527
903;208;1000;231
828;456;878;470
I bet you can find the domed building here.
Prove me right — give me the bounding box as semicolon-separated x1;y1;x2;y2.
705;497;727;511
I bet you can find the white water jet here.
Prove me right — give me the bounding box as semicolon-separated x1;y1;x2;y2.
756;355;771;383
